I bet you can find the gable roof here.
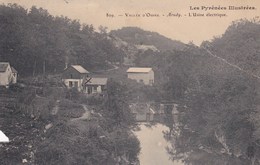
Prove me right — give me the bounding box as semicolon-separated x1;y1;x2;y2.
84;77;108;86
71;65;89;74
11;67;18;73
0;62;10;72
127;67;152;73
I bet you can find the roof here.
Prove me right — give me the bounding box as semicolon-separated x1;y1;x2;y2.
0;62;9;72
127;67;152;73
71;65;89;74
11;67;18;73
84;77;108;85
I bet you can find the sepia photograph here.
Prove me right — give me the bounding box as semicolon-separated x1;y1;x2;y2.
0;0;259;164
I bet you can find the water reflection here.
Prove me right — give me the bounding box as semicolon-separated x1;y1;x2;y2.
133;123;252;165
134;124;184;165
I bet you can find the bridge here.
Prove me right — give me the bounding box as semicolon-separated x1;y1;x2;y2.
130;101;180;123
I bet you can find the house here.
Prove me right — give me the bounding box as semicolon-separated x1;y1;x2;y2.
0;62;18;86
62;65;107;94
83;77;108;94
62;65;89;92
127;67;154;85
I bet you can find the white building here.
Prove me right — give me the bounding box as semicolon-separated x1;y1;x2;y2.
84;77;108;94
127;67;154;85
62;65;108;94
0;62;17;87
62;65;89;92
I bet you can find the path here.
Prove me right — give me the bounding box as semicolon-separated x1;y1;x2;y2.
51;100;60;115
93;62;119;73
71;104;90;121
202;46;260;80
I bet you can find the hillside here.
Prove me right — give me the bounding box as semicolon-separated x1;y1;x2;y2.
129;19;260;164
160;19;260;164
110;27;186;51
203;18;260;77
0;4;124;76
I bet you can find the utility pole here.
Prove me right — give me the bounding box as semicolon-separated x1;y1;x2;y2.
43;59;46;96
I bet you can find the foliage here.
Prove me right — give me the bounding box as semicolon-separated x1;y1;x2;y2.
131;18;260;164
207;18;260;77
57;99;85;118
110;27;186;51
124;78;162;102
0;87;56;164
34;79;140;164
65;87;80;101
0;4;124;76
103;79;137;129
161;19;260;164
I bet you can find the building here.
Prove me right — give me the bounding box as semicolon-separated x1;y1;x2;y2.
62;65;89;92
84;77;108;94
0;62;18;87
62;65;107;94
127;67;154;85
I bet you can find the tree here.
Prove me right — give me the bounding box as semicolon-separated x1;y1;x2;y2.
103;79;136;129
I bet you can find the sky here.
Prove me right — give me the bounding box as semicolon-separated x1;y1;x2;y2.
0;0;259;45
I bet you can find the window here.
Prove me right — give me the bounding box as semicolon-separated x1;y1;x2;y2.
139;79;144;83
69;81;73;87
149;79;154;85
93;86;97;92
74;81;78;88
70;74;73;78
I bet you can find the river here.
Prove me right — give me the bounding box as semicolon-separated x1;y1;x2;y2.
134;124;184;165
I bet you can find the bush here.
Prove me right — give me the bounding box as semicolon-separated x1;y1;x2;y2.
58;99;85;119
65;88;80;101
81;95;105;106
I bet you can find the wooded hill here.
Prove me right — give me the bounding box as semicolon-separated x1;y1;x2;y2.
0;4;124;76
131;18;260;164
110;27;186;51
204;18;260;77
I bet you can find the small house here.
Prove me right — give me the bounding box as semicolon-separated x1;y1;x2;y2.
127;67;154;85
0;62;17;86
62;65;89;92
84;77;108;94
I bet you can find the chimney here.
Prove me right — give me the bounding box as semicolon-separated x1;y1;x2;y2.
64;56;69;69
65;62;68;70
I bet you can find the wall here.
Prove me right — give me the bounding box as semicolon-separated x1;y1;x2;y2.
63;79;83;92
127;70;154;85
85;85;103;94
0;65;12;86
12;73;17;84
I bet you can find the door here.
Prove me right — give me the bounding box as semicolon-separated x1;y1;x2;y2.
87;86;92;94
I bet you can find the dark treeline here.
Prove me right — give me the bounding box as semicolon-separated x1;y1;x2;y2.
134;18;260;164
0;4;124;76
